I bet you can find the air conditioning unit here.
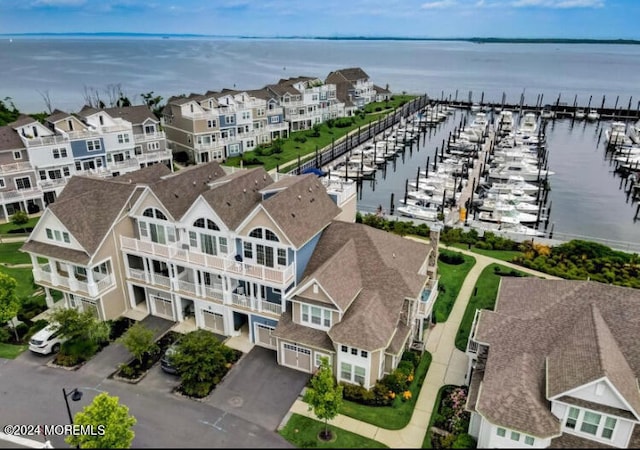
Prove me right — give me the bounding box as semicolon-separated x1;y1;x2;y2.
181;244;189;250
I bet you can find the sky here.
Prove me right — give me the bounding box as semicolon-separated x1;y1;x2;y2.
0;0;637;39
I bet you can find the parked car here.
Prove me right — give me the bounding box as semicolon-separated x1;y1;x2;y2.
160;342;179;375
29;324;67;355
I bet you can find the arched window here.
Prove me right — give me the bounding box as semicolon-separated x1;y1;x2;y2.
143;208;167;220
248;227;279;242
249;228;262;239
265;229;279;242
244;228;285;268
193;218;219;230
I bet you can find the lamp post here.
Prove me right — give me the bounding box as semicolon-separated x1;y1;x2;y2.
63;388;83;424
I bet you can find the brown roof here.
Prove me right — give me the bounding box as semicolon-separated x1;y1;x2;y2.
473;278;640;438
387;323;412;355
9;115;38;128
374;84;391;94
46;109;72;123
149;161;227;220
77;105;99;117
326;67;369;83
260;174;341;248
0;126;25;151
265;82;301;97
246;88;275;101
273;309;334;352
557;396;636;421
112;163;172;185
104;105;159;124
303;221;429;350
45;177;138;256
202;167;273;229
550;432;617;449
20;240;90;265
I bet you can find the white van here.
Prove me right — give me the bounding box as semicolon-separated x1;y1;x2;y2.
29;324;68;355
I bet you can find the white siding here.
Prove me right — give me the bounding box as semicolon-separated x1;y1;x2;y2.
30;210;85;252
567;379;630;411
477;417;551;449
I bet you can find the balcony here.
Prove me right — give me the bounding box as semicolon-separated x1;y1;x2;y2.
0;162;34;175
231;293;282;316
0;187;43;202
23;134;70;147
137;149;172;164
33;263;115;298
133;131;166;143
39;178;68;190
121;236;295;285
417;278;439;317
466;309;482;355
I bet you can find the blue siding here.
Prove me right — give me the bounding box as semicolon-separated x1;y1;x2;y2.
264;286;282;303
249;315;278;343
295;232;322;283
219;114;237;128
70;138;105;158
268;114;283;124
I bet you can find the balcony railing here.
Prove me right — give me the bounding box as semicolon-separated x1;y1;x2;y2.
0;187;43;202
33;264;115;298
121;236;294;285
417;278;439;316
466;309;482;355
137;149;172;163
0;162;33;175
23;134;70;147
133;131;166;143
39;178;68;190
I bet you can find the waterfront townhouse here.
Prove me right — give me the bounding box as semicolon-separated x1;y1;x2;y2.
162;90;288;164
465;278;640;448
22;161;439;384
0;125;43;219
326;67;377;113
265;77;344;131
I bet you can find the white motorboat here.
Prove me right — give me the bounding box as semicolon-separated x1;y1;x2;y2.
497;111;514;134
397;204;440;222
469;220;544;237
479;198;539;214
518;112;538;135
488;175;542;193
605;122;631;146
332;160;376;179
629;119;640;145
587;109;600;121
478;205;539;225
574;109;586;120
484;189;538;204
489;162;554;182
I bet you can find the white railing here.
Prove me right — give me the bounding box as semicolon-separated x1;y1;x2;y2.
0;162;33;174
153;274;171;289
260;300;282;315
203;285;224;302
133;131;166;143
137;149;172;164
23;134;69;147
107;158;140;171
194;141;222;151
33;264;114;297
177;279;197;295
417;278;439;316
466;309;482;355
100;124;131;133
121;236;295;285
127;267;147;282
39;178;67;190
231;293;252;309
65;129;102;140
0;187;43;202
321;178;357;204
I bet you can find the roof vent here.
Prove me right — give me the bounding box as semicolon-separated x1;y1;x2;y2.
226;201;231;206
255;179;258;185
308;187;312;192
243;188;247;193
193;181;196;186
297;195;302;200
291;212;296;218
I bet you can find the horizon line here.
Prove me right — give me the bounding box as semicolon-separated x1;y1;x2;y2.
1;32;639;43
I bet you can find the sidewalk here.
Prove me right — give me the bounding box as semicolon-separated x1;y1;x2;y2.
285;243;558;448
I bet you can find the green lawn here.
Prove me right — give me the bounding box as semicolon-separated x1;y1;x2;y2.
454;264;529;351
0;266;37;299
225;96;418;171
0;342;28;359
338;352;432;430
449;244;522;263
433;250;476;323
279;414;388;448
362;95;416;114
0;242;32;265
0;217;39;235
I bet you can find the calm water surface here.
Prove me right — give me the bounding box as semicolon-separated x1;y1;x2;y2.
1;38;639;244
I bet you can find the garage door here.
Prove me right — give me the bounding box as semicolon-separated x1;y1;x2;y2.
203;310;224;334
152;295;174;320
282;343;312;372
255;323;276;349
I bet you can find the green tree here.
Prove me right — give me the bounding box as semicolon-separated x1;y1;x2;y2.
0;273;20;340
49;308;110;344
66;392;136;449
140;91;164;118
117;322;157;365
0;97;20;126
303;357;343;441
271;138;284;154
170;329;228;398
10;210;29;233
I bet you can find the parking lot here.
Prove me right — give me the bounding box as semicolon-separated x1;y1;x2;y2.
1;342;304;448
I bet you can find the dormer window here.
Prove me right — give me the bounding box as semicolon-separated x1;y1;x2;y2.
189;218;227;256
99;115;104;126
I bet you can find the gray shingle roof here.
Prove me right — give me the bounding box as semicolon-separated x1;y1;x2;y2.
9;115;38;128
327;67;369;83
112;163;172;185
273;309;334;351
46;109;72;123
260;175;341;248
0;126;25;151
104;105;159;124
201;167;273;229
301;221;430;351
20;240;91;265
473;278;640;438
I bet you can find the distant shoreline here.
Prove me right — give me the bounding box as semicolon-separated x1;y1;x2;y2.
2;33;639;45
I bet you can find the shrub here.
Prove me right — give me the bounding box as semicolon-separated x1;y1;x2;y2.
397;360;414;376
334;117;354;128
0;327;10;343
381;370;409;394
340;381;393;406
439;251;465;265
242;157;264;165
293;135;307;143
56;338;99;366
452;433;476;449
401;350;420;369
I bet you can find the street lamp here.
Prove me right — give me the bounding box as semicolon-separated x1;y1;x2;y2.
62;388;83;424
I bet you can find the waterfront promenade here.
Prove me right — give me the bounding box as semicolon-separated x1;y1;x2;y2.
284;243;559;448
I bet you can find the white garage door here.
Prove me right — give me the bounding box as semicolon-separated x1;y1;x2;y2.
255;323;276;349
203;310;225;334
152;295;174;320
282;343;312;372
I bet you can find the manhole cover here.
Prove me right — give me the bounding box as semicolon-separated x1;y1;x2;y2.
228;396;243;407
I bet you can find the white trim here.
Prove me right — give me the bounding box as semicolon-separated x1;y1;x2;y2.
289;278;342;313
234;204;293;248
127;185;176;222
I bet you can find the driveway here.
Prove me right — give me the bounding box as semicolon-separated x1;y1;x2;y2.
206;346;310;430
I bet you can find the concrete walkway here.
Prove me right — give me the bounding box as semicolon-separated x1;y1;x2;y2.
286;244;559;448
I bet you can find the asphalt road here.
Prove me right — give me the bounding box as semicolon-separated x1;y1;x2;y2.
0;346;303;449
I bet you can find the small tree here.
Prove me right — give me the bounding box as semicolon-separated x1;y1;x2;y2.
170;329;227;398
0;273;20;340
49;308;110;344
271;138;284;154
66;392;136;449
117;322;157;365
303;357;343;441
10;210;29;233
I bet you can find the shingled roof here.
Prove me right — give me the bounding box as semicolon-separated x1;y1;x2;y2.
472;278;640;439
0;126;25;151
201;167;273;230
327;67;369;82
260;174;341;248
297;221;430;351
104;105;159;124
